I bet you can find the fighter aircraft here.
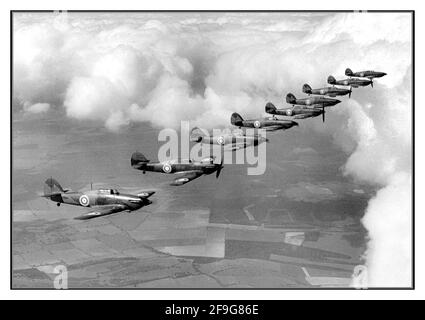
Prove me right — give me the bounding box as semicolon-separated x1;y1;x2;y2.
327;75;373;88
190;127;268;151
302;83;352;98
131;152;224;186
265;102;326;122
345;68;387;79
286;93;341;108
231;112;298;131
42;178;155;220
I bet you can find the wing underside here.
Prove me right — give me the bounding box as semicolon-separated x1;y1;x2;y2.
224;142;250;151
171;170;204;186
75;204;128;220
265;125;285;131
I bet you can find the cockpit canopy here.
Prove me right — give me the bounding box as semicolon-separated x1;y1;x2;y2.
99;189;119;195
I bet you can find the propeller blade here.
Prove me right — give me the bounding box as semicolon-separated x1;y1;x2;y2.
322;106;325;123
349;87;352;98
371;80;374;88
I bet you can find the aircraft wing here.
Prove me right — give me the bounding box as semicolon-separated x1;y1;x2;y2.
224;142;250;151
170;170;204;186
265;126;285;132
74;204;128;220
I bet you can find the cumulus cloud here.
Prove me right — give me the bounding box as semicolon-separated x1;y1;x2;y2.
13;11;412;286
23;102;50;114
13;12;411;129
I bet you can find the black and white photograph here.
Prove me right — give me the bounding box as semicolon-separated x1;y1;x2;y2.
10;9;413;292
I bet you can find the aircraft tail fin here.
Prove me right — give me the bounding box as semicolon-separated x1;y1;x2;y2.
190;127;209;142
231;113;244;126
345;68;353;76
131;152;150;169
302;83;312;94
265;102;277;114
327;75;336;84
301;267;311;279
286;93;296;104
43;178;64;197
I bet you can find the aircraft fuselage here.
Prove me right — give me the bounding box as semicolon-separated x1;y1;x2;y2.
269;106;323;119
351;71;387;79
309;87;351;97
333;78;372;88
49;190;148;210
191;133;267;148
234;119;298;131
139;161;219;176
291;96;341;107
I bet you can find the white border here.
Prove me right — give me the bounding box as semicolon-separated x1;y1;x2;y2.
2;0;421;300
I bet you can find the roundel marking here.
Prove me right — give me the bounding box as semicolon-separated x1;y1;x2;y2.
162;163;172;173
286;109;292;116
79;195;90;207
320;89;325;95
360;72;364;77
254;120;261;128
217;136;225;145
305;99;311;105
344;80;349;85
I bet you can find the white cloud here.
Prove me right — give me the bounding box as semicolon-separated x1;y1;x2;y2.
23;102;50;113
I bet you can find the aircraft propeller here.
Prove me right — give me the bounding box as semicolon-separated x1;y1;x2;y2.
349;87;352;98
216;154;224;178
371;80;374;88
322;106;325;123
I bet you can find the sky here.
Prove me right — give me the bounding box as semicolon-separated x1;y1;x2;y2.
13;11;413;287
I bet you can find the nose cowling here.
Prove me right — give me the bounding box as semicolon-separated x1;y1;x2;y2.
190;135;202;143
